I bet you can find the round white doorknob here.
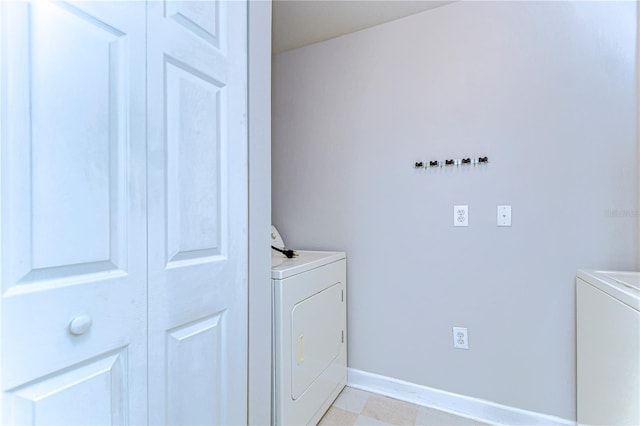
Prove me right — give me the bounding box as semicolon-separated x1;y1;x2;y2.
69;315;92;335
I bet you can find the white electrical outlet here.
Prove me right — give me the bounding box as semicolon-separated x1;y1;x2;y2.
454;205;468;227
453;327;469;349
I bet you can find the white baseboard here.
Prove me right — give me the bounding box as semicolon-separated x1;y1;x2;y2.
347;368;575;426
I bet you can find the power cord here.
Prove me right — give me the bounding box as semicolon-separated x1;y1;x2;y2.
271;245;298;259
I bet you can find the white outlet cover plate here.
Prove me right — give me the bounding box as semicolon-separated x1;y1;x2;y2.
497;205;512;226
453;326;469;349
454;205;468;227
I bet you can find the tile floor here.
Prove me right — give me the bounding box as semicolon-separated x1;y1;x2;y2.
318;386;490;426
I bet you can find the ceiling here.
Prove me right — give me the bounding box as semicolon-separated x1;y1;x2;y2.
272;0;454;54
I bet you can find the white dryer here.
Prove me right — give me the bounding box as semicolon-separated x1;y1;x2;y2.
271;227;347;425
576;270;639;426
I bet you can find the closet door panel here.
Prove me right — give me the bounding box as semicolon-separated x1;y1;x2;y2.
164;58;222;263
0;1;147;424
147;1;248;425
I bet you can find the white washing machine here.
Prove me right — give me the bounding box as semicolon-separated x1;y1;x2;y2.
271;227;347;425
576;270;640;426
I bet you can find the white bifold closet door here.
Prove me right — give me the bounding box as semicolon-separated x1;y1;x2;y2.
0;1;148;424
0;1;248;425
146;1;248;425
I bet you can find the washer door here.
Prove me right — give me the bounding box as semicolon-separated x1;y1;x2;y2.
290;282;343;400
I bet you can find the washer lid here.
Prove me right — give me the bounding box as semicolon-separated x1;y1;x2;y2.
577;270;640;310
272;250;346;279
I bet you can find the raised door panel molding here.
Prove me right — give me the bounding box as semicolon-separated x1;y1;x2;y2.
165;57;225;266
3;349;127;425
165;0;221;49
1;1;130;289
166;313;225;425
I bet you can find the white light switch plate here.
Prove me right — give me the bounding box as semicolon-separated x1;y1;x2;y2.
497;205;511;226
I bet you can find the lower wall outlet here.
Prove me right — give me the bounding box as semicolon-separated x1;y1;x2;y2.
453;327;469;349
454;205;469;227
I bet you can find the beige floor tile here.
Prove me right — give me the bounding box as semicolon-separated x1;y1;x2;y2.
333;387;373;414
414;406;476;426
318;406;359;426
360;394;419;426
353;414;394;426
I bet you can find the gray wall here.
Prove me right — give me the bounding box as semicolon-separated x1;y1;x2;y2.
272;1;638;421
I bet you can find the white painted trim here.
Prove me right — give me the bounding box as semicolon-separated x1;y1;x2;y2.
347;368;575;426
247;1;272;425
